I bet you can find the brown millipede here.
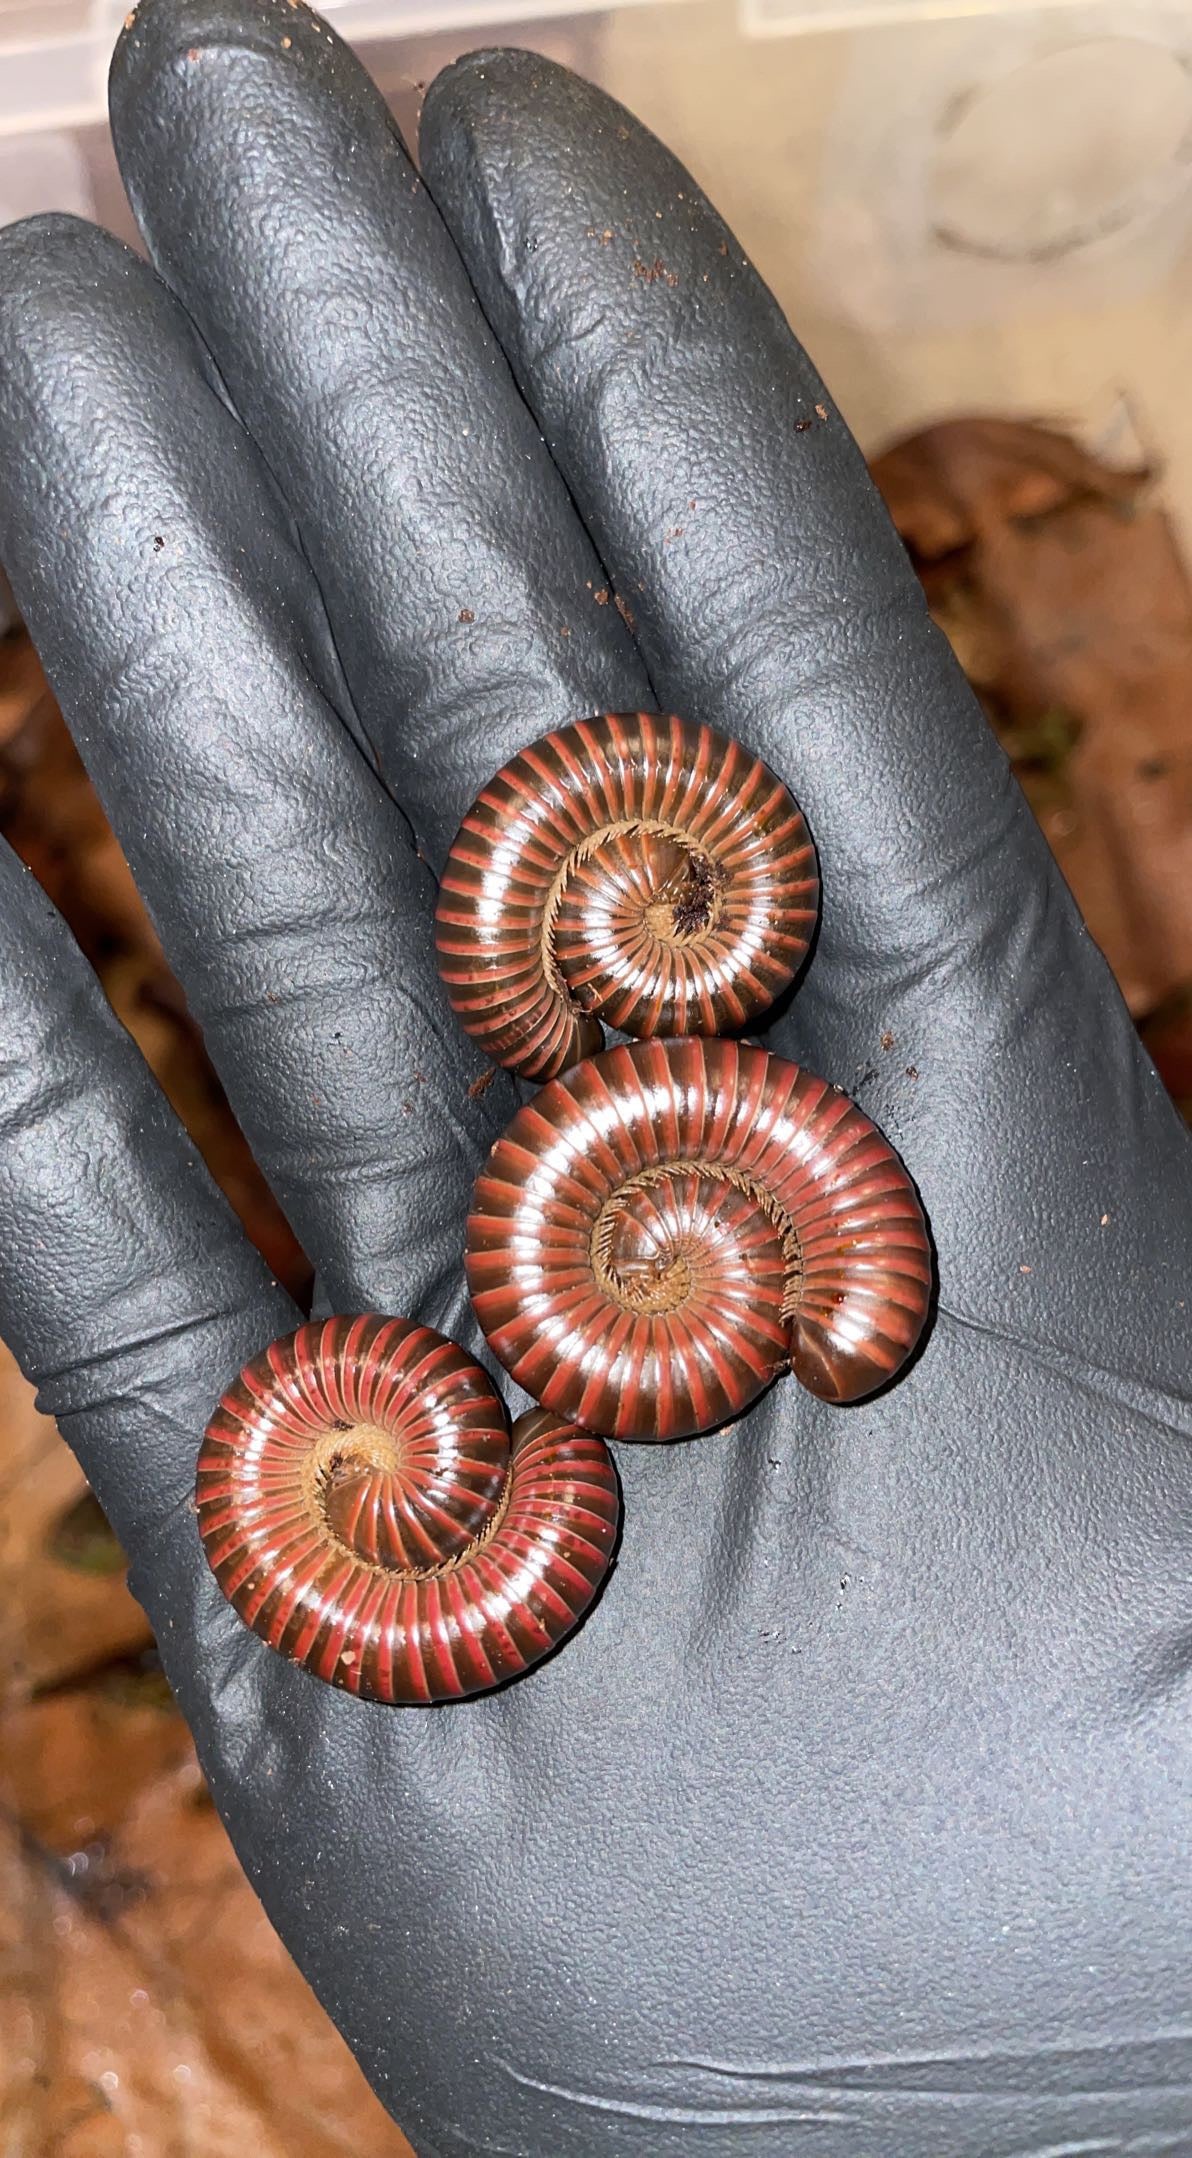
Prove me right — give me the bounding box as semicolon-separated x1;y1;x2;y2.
466;1038;931;1440
195;1316;619;1702
434;713;818;1080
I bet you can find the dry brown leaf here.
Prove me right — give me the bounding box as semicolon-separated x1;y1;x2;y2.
871;419;1192;1030
0;1353;151;1701
0;1697;412;2158
0;631;51;753
0;1339;412;2158
1138;988;1192;1121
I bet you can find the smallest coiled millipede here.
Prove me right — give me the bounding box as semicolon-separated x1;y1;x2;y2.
196;1316;618;1704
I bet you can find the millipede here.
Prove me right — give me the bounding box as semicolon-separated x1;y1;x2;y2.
434;712;819;1081
195;1315;619;1703
465;1035;932;1440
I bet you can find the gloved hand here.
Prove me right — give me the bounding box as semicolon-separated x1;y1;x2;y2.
0;4;1188;2152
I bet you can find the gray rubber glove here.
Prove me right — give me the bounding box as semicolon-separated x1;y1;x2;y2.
0;4;1187;2152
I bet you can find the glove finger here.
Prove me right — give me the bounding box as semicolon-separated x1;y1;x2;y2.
0;213;502;1338
109;0;649;869
418;50;1039;1011
0;836;294;1574
418;49;1192;1355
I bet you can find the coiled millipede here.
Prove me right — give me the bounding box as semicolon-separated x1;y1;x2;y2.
466;1037;932;1441
195;1316;619;1703
434;712;818;1081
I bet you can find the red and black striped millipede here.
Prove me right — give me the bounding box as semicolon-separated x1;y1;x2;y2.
195;1317;618;1705
466;1036;931;1440
433;712;819;1082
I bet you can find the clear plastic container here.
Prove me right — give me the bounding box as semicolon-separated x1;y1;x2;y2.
0;0;1190;550
0;0;647;145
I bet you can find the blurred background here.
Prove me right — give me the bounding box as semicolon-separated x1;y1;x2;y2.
2;0;1191;2150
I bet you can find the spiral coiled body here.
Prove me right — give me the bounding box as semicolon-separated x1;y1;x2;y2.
195;1316;619;1702
434;714;818;1080
467;1039;931;1440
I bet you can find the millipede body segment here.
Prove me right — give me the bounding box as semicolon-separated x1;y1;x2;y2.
434;713;819;1080
466;1038;931;1440
195;1316;619;1703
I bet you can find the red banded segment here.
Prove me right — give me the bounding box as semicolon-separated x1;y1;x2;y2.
466;1039;932;1440
195;1316;619;1704
434;713;818;1081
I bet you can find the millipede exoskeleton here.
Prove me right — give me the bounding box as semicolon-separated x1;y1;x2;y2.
466;1038;931;1440
195;1315;619;1702
434;713;818;1080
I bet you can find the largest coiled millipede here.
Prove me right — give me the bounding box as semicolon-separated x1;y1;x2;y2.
466;1035;931;1440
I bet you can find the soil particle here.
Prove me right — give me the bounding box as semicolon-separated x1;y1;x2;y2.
632;258;678;288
